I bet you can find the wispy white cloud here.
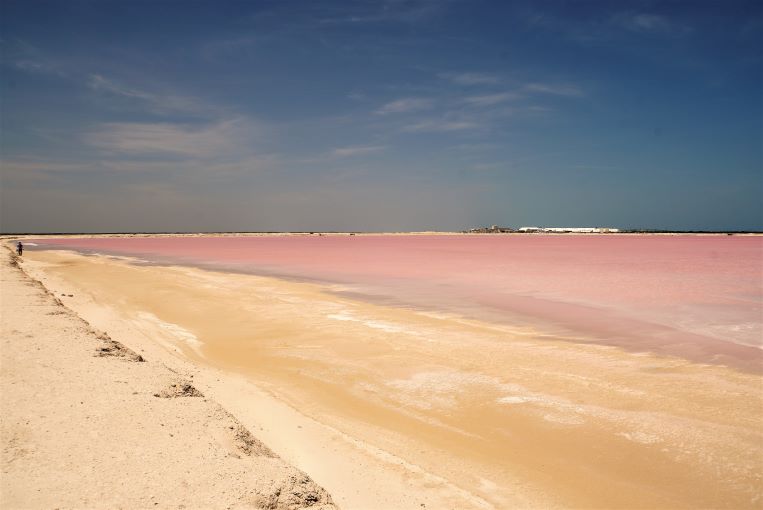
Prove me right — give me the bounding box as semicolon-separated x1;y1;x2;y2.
85;118;254;158
614;13;690;35
88;74;214;116
4;40;68;77
1;158;201;182
332;145;386;157
521;7;691;45
629;14;671;32
317;0;444;25
524;83;583;97
89;74;153;100
453;142;497;152
469;162;506;172
464;92;520;106
1;50;218;117
375;97;434;115
527;105;554;112
13;59;65;76
0;159;96;176
402;119;478;132
201;35;258;57
347;91;367;101
439;72;499;85
1;153;278;188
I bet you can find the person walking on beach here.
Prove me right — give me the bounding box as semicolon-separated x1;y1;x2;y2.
16;242;23;256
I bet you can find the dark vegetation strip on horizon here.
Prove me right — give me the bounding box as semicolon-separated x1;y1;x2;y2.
2;230;763;236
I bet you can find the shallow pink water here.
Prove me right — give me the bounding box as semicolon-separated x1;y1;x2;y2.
31;235;763;371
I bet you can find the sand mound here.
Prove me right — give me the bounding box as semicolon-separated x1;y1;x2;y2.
153;380;203;398
247;473;336;510
95;333;146;362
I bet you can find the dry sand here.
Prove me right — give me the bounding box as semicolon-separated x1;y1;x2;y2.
10;246;763;509
0;250;336;510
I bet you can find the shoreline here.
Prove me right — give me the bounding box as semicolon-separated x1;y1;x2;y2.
4;231;763;240
21;236;763;373
13;246;763;509
15;249;497;509
0;249;337;509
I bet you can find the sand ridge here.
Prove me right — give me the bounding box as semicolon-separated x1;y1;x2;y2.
0;250;336;509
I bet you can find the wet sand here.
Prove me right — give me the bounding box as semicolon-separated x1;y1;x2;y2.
19;247;763;509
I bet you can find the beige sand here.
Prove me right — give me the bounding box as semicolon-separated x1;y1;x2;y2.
0;251;336;509
14;248;763;509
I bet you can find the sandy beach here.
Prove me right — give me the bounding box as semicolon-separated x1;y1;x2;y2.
0;249;336;509
5;0;762;507
5;235;762;509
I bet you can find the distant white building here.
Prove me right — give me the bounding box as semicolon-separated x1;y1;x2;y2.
518;227;620;233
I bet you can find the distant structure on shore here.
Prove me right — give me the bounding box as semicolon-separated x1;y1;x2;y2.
468;225;516;233
466;226;620;233
518;226;620;233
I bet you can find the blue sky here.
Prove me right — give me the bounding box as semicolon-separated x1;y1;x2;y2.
1;0;761;232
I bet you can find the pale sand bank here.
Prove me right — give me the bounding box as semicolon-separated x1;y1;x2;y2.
0;251;336;509
13;247;763;509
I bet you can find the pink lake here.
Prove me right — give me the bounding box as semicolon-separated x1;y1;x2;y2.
30;234;763;372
